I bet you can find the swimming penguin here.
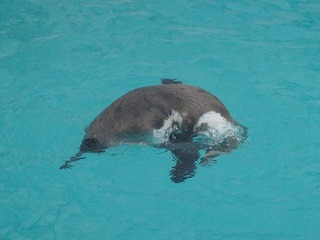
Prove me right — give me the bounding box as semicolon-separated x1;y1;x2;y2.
60;79;247;183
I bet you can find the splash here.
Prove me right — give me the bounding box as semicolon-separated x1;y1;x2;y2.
192;124;247;146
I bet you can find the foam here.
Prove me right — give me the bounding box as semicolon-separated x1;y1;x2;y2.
193;111;246;145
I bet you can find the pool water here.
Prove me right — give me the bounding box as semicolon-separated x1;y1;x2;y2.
1;0;320;239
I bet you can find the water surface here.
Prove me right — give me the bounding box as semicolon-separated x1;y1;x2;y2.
1;0;320;239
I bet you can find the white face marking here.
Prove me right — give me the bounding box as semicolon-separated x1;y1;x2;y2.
159;110;182;131
153;110;182;142
195;111;235;135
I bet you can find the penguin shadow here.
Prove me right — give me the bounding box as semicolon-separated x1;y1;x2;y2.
169;147;212;183
161;140;227;183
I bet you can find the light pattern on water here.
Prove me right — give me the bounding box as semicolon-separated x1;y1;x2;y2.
1;0;320;239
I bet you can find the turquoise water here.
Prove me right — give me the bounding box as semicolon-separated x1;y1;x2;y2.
1;0;320;239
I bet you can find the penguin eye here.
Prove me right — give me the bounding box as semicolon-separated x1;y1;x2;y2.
170;134;177;140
